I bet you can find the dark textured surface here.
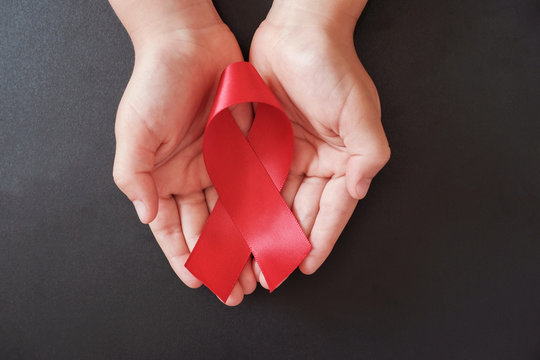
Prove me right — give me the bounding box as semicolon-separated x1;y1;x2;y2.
1;0;539;359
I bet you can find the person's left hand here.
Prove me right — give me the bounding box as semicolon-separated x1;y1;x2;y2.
249;10;390;288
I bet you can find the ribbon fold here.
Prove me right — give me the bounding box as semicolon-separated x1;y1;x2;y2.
185;62;311;302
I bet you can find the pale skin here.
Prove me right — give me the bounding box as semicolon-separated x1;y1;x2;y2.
110;0;389;306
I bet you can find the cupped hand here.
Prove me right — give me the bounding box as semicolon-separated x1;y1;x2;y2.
112;22;256;305
249;16;390;288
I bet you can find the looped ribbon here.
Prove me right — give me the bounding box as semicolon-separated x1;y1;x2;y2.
185;62;311;302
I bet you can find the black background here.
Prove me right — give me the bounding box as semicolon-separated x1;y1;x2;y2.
1;0;539;359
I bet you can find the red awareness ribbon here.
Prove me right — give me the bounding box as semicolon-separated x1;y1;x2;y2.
185;62;311;302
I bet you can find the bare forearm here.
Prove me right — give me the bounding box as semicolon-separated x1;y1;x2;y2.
267;0;367;33
108;0;222;48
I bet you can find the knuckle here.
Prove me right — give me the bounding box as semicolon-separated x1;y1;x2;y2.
112;168;131;190
379;144;391;164
153;227;182;243
369;142;391;167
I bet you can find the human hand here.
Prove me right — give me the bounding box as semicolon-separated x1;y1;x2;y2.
109;0;256;305
249;0;390;288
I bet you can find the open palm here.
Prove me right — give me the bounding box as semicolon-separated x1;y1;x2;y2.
250;21;390;287
112;25;255;305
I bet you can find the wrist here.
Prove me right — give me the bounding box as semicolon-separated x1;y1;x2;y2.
266;0;367;34
110;0;224;52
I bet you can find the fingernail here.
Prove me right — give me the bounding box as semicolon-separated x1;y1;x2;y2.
259;273;269;290
356;178;372;199
133;200;147;223
253;261;261;278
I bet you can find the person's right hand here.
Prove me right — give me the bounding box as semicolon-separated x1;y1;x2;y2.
110;1;256;306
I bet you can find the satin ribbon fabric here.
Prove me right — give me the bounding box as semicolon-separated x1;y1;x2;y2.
185;62;311;302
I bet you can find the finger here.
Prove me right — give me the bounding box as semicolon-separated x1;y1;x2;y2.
238;259;257;295
252;258;261;283
149;197;202;288
254;262;288;291
113;110;160;224
221;282;244;306
175;191;209;252
253;261;269;290
281;173;304;208
204;186;218;212
291;176;327;236
346;151;390;200
299;177;358;275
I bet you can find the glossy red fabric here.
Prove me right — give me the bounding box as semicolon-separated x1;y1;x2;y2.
185;62;311;302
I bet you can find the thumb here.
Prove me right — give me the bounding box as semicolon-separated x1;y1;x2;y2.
345;149;390;200
341;89;390;200
112;105;160;224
